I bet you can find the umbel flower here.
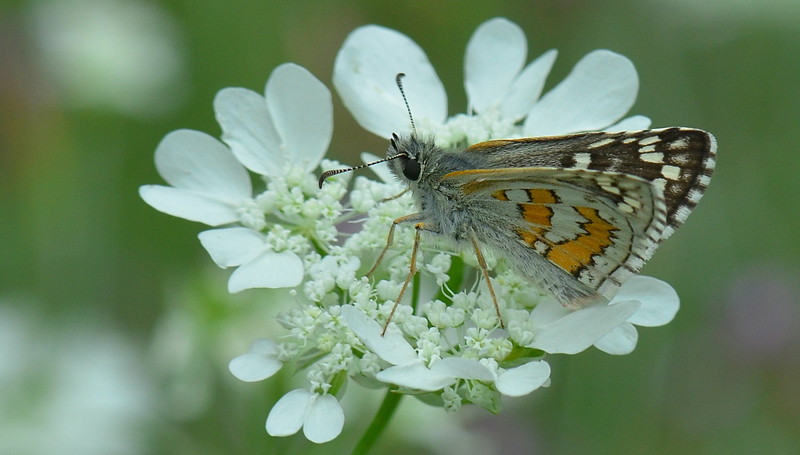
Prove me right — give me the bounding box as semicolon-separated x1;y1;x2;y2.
141;17;680;446
140;63;343;293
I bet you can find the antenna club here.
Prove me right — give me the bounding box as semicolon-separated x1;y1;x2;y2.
318;169;341;188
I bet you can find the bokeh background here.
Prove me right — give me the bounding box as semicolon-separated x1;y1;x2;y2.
2;1;799;454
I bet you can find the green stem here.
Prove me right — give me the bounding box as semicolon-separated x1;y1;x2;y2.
349;390;403;455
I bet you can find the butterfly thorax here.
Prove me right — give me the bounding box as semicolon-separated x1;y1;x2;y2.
387;134;491;241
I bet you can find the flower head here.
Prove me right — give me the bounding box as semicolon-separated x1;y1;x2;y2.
143;17;685;445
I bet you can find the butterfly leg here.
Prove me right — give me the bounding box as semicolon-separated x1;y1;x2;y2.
378;188;408;203
381;221;439;335
367;213;424;277
470;233;505;329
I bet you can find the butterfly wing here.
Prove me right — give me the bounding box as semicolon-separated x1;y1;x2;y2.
465;128;716;240
441;167;667;304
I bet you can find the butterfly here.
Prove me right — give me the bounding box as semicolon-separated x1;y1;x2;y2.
320;74;716;327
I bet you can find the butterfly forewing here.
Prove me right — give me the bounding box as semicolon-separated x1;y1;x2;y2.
466;128;716;240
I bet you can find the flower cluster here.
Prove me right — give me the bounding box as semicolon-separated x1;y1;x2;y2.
141;18;680;444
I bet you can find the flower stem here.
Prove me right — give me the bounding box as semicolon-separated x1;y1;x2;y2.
350;390;403;455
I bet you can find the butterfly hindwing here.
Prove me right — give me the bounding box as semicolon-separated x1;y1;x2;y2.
442;167;667;301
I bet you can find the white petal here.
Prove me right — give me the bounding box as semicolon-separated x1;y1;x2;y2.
604;115;652;132
465;18;527;114
376;362;455;391
198;227;266;267
528;300;640;354
613;276;679;327
139;185;239;225
228;250;304;292
266;389;311;437
214;87;283;175
303;394;345;444
153;129;251;197
249;337;280;356
524;50;639;136
340;305;416;365
265;63;332;174
500;49;558;122
333;24;446;137
495;360;551;397
430;357;494;381
593;322;638;355
228;338;283;382
528;297;572;326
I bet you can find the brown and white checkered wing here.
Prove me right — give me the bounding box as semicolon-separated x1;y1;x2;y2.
443;167;667;302
465;128;717;242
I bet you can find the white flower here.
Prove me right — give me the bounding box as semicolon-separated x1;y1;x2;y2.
431;357;551;399
214;64;332;177
333;17;650;147
333;24;446;139
463;18;557;122
503;276;677;356
229;338;284;382
265;389;344;444
140;63;336;291
198;227;305;292
342;305;550;401
342;305;454;391
521;294;642;355
139;129;253;226
230;309;351;443
593;276;680;355
522;48;646;136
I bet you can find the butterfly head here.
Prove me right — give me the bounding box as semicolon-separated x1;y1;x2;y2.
387;132;426;183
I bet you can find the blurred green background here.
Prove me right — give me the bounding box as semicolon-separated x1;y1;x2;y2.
2;0;799;454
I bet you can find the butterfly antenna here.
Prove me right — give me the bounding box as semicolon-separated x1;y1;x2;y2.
395;73;417;136
318;149;406;188
319;75;415;189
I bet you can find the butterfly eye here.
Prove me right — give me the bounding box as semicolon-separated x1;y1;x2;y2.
402;158;421;181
